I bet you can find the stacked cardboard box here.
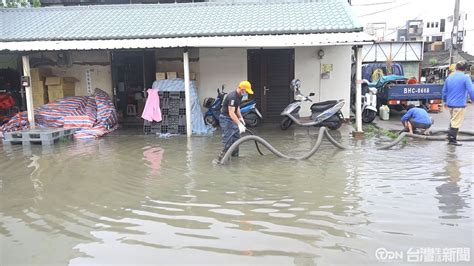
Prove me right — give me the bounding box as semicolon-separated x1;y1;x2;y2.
155;72;197;81
177;72;196;80
45;77;77;102
30;68;52;107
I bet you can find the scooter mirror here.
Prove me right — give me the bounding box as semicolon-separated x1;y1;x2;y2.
309;93;315;96
290;79;301;91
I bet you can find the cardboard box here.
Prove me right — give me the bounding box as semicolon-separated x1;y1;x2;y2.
30;68;52;81
32;92;48;107
48;87;75;101
45;77;77;101
177;72;196;80
48;83;75;91
31;80;47;93
45;77;78;86
155;72;166;80
166;72;177;79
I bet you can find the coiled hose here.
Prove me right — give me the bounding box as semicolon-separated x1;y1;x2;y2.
377;129;474;150
218;127;346;165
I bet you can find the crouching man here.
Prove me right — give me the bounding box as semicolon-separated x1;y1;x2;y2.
401;104;433;135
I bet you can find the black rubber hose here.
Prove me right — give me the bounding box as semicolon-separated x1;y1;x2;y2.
377;129;474;150
218;127;346;165
245;127;264;155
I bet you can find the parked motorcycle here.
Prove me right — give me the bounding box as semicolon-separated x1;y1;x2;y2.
240;98;263;127
203;86;263;127
203;85;227;127
361;80;378;123
280;79;345;130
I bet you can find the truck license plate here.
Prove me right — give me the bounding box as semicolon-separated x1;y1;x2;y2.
407;100;420;106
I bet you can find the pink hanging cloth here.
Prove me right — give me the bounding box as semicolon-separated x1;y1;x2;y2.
141;88;162;122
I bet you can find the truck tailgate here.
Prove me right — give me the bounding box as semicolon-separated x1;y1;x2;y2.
384;84;443;100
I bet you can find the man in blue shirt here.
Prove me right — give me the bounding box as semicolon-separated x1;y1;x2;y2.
401;104;433;135
442;61;474;146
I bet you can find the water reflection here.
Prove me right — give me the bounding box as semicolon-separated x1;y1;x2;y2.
142;146;164;175
0;128;472;265
435;147;469;219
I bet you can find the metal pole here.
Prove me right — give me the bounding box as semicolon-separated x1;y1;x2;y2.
355;46;363;133
450;0;460;64
183;49;192;137
21;55;36;128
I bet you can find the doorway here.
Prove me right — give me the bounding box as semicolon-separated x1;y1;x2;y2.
111;51;155;125
247;49;294;122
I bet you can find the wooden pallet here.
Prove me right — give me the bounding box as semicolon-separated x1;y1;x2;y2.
2;128;75;146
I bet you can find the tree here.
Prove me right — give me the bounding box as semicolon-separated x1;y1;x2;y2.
429;58;438;66
0;0;41;8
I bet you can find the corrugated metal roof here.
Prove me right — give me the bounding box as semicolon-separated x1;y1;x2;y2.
0;32;375;51
0;0;362;42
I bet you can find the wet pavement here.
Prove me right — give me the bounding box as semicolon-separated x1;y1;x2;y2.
1;110;473;265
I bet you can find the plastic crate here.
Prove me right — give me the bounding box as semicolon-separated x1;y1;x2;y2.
178;115;186;125
167;115;180;127
143;120;161;134
179;98;186;109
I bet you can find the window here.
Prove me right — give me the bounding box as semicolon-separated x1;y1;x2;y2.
426;36;430;41
435;22;438;28
427;22;430;28
440;19;445;32
431;22;435;28
433;36;442;42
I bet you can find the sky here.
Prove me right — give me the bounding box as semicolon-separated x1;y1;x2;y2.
351;0;474;39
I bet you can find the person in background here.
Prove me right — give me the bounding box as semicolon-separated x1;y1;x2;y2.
401;104;433;135
217;81;254;160
442;61;474;146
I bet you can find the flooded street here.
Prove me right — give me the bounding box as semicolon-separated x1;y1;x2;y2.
1;124;473;265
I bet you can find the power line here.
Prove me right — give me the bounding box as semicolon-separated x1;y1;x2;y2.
352;1;395;6
358;1;413;17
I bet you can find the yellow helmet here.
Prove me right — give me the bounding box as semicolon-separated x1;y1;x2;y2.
239;80;254;94
449;64;456;72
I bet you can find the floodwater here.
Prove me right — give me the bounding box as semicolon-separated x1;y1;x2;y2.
1;125;473;265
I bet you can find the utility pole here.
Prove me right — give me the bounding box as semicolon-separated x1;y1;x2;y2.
449;0;460;64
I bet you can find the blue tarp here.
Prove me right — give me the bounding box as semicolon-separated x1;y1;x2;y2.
368;75;407;88
152;79;214;135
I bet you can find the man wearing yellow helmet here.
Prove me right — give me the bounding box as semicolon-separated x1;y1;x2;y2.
217;80;254;159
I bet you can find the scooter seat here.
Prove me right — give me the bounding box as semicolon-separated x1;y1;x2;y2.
310;100;338;112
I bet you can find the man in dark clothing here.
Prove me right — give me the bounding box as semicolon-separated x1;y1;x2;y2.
442;61;474;146
401;104;433;135
217;81;254;160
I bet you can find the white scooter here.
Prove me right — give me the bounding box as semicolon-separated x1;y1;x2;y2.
280;79;345;130
361;80;378;123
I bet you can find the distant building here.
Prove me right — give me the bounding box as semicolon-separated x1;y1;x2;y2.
395;11;469;52
397;20;423;42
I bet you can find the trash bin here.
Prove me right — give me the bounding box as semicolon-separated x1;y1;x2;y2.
379;105;390;120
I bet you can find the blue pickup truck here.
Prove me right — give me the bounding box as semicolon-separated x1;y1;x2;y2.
373;75;443;112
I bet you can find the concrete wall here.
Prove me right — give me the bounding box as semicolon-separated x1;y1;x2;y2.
197;46;352;118
155;48;200;81
295;46;352;117
198;48;248;107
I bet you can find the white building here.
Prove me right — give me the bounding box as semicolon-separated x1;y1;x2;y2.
0;0;373;135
